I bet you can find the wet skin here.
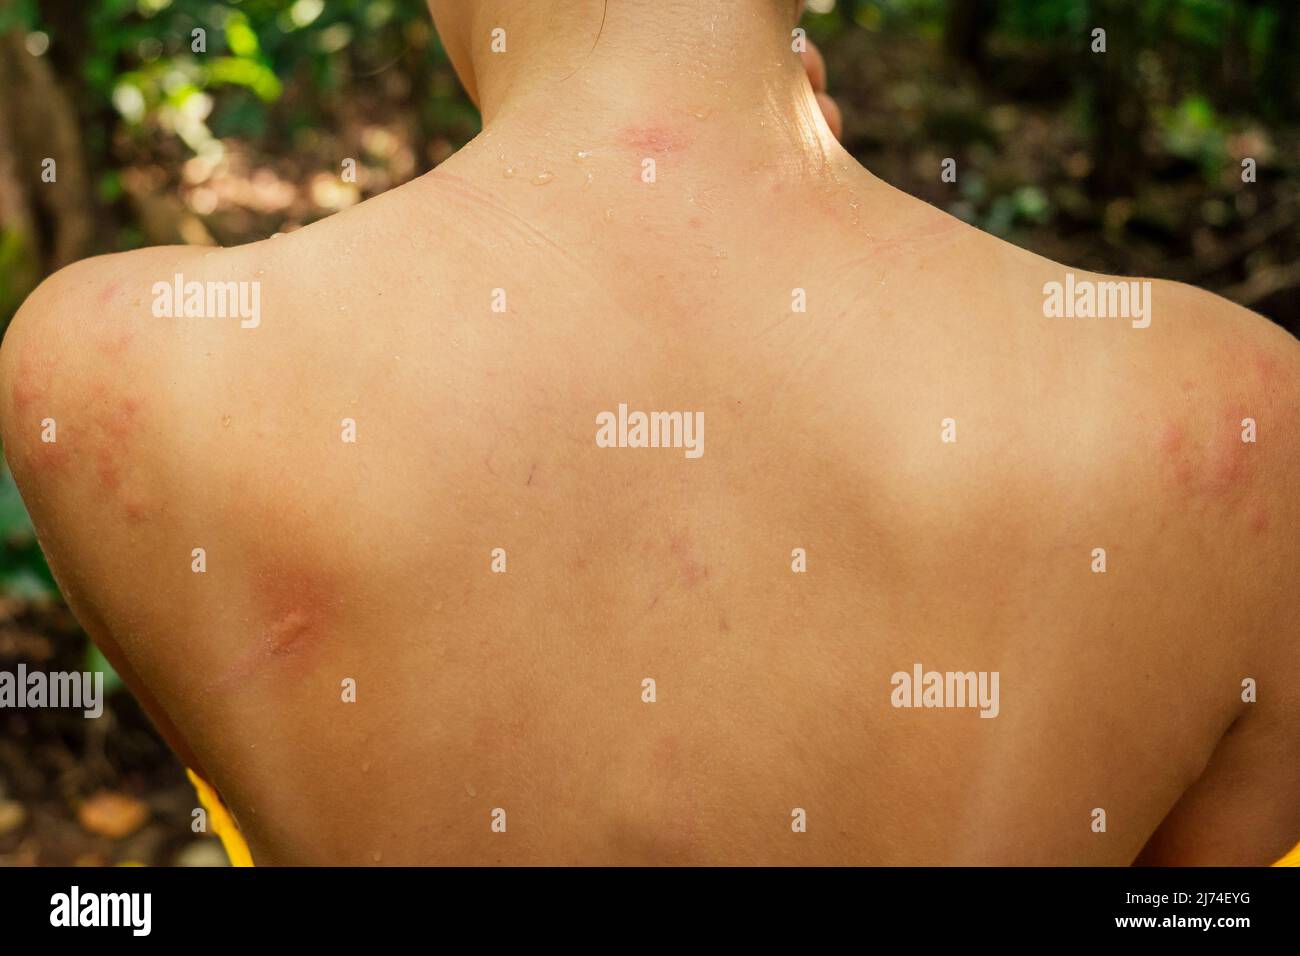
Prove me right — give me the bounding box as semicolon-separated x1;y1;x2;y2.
3;12;1300;865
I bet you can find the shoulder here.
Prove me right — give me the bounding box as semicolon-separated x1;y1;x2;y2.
1;245;217;485
988;246;1300;643
0;243;272;599
1112;279;1300;672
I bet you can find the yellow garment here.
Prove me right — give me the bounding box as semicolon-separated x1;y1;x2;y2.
1275;840;1300;867
186;768;254;867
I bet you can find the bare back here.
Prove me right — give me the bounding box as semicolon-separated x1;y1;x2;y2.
4;128;1299;865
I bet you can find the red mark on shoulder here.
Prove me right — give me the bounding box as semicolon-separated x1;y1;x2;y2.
220;563;341;686
1250;346;1285;389
87;389;145;503
1202;414;1250;494
11;353;53;415
1155;412;1256;501
97;280;122;306
620;124;688;154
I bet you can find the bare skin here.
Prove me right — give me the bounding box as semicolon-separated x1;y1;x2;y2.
2;0;1298;865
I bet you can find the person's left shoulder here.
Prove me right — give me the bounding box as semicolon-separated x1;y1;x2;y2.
1;246;218;501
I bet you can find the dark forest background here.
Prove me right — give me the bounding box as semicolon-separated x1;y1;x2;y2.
0;0;1297;864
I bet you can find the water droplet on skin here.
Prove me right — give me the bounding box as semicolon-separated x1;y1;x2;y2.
503;165;517;178
603;209;614;222
372;850;383;863
574;149;592;161
584;172;594;187
531;171;554;185
255;269;264;277
220;415;231;428
466;783;477;797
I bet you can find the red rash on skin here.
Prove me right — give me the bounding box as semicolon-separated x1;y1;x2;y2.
620;124;688;155
219;565;340;686
30;429;72;472
10;355;71;473
98;329;134;358
11;355;48;414
1155;412;1256;502
1202;414;1250;494
89;389;144;497
97;280;122;306
1249;346;1285;391
667;530;709;589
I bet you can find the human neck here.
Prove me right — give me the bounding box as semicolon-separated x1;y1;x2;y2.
463;0;834;164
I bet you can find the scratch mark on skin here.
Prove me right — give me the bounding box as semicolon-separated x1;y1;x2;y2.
668;530;709;589
265;610;313;658
215;565;341;690
621;125;690;155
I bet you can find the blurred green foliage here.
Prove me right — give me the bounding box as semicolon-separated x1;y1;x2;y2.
0;462;55;600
